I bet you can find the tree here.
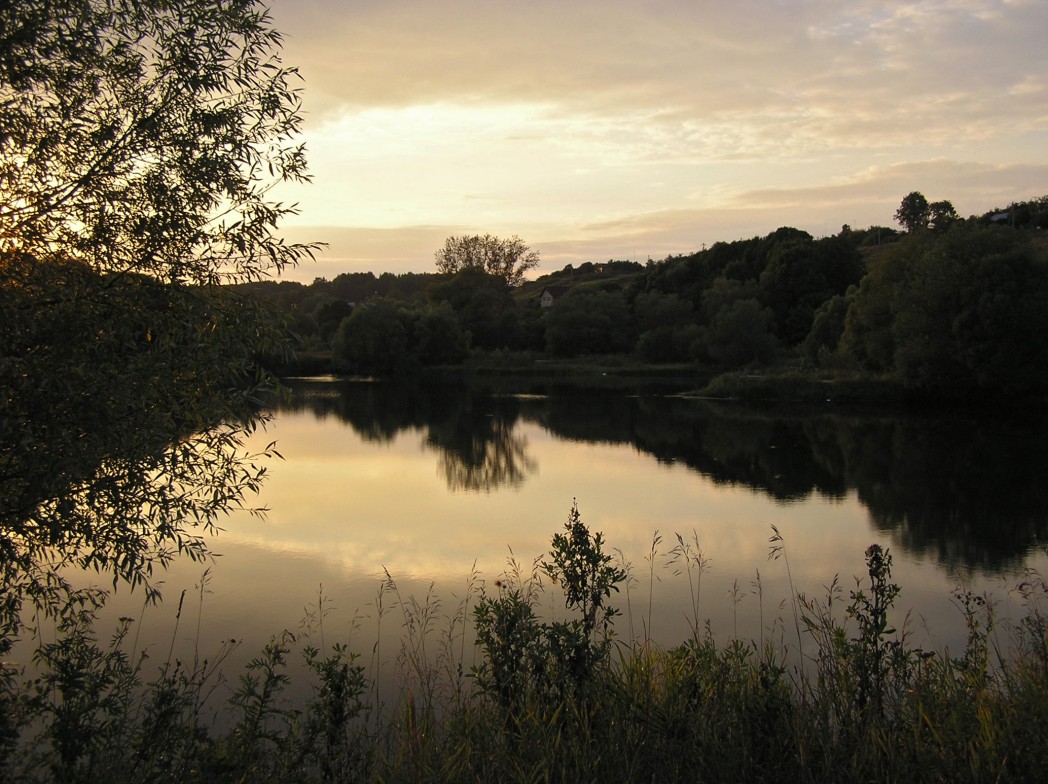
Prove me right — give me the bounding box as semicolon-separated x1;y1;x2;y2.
332;299;413;375
758;235;864;346
895;191;931;233
838;224;1048;392
414;302;471;365
1;0;312;633
429;266;521;350
891;226;1048;392
929;200;959;231
801;290;854;366
633;290;701;362
1;0;317;283
702;298;779;367
435;234;539;287
544;289;632;357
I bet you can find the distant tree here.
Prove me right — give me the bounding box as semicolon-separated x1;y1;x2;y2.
856;226;902;247
759;235;864;346
435;234;540;287
634;290;699;362
801;290;854;366
332;299;413;375
429;267;521;350
838;253;909;373
929;200;959;231
702;298;779;367
895;192;931;233
839;224;1048;392
544;289;632;357
699;277;763;321
315;298;355;342
414;302;471;365
891;227;1048;392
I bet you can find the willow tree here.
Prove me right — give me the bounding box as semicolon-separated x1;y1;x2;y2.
0;0;315;640
1;0;316;281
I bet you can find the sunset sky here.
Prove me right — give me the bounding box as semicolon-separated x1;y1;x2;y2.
266;0;1048;280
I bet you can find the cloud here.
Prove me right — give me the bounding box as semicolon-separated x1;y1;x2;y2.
276;156;1047;280
735;159;1048;213
273;0;1047;145
265;0;1048;277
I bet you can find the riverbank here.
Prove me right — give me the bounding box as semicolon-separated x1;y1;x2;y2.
8;535;1048;783
278;348;1048;410
279;349;927;405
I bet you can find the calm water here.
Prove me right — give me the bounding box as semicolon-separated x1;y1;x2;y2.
67;377;1048;682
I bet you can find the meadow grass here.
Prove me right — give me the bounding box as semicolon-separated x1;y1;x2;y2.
5;513;1048;783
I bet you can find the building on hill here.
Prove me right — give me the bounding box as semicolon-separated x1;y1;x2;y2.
540;286;568;308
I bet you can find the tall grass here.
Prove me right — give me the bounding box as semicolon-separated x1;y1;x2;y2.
6;507;1048;783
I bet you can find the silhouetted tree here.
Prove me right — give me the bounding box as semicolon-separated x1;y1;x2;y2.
544;290;632;356
435;234;539;286
929;200;959;231
1;0;311;634
895;192;931;233
429;267;522;350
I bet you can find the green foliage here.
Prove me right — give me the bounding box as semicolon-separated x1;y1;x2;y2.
837;251;908;373
542;501;627;642
428;267;521;351
635;228;863;366
331;299;472;376
1;0;315;715
12;521;1048;782
844;545;909;715
895;191;931;233
414;302;471;365
544;288;633;356
929;200;959;231
839;224;1048;392
758;235;864;346
472;502;626;709
7;602;370;784
331;299;412;375
703;297;779;367
1;0;317;283
470;584;546;709
801;289;854;366
633;291;702;362
1;252;285;643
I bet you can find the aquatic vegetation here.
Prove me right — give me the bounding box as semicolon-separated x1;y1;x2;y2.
5;507;1048;782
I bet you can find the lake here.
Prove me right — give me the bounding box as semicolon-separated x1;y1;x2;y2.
60;376;1048;690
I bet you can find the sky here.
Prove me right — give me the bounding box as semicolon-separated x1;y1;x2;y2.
264;0;1048;281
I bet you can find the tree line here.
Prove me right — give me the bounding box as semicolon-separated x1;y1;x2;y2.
242;193;1048;397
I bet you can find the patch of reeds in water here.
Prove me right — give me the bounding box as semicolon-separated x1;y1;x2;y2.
5;505;1048;783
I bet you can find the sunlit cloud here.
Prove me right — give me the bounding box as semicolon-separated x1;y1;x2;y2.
267;0;1048;276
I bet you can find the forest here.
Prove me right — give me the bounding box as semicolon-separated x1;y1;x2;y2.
238;195;1048;398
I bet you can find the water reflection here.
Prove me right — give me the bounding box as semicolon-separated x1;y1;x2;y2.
0;263;279;643
283;380;538;492
281;378;1048;573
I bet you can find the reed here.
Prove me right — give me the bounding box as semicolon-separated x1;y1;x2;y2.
6;507;1048;783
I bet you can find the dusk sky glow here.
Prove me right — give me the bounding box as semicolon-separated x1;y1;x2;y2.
266;0;1048;280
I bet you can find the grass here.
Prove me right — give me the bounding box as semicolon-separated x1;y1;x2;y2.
6;509;1048;783
694;369;911;404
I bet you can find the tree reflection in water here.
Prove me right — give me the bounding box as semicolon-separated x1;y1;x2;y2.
1;262;279;648
283;378;1048;574
431;416;536;492
285;379;538;492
